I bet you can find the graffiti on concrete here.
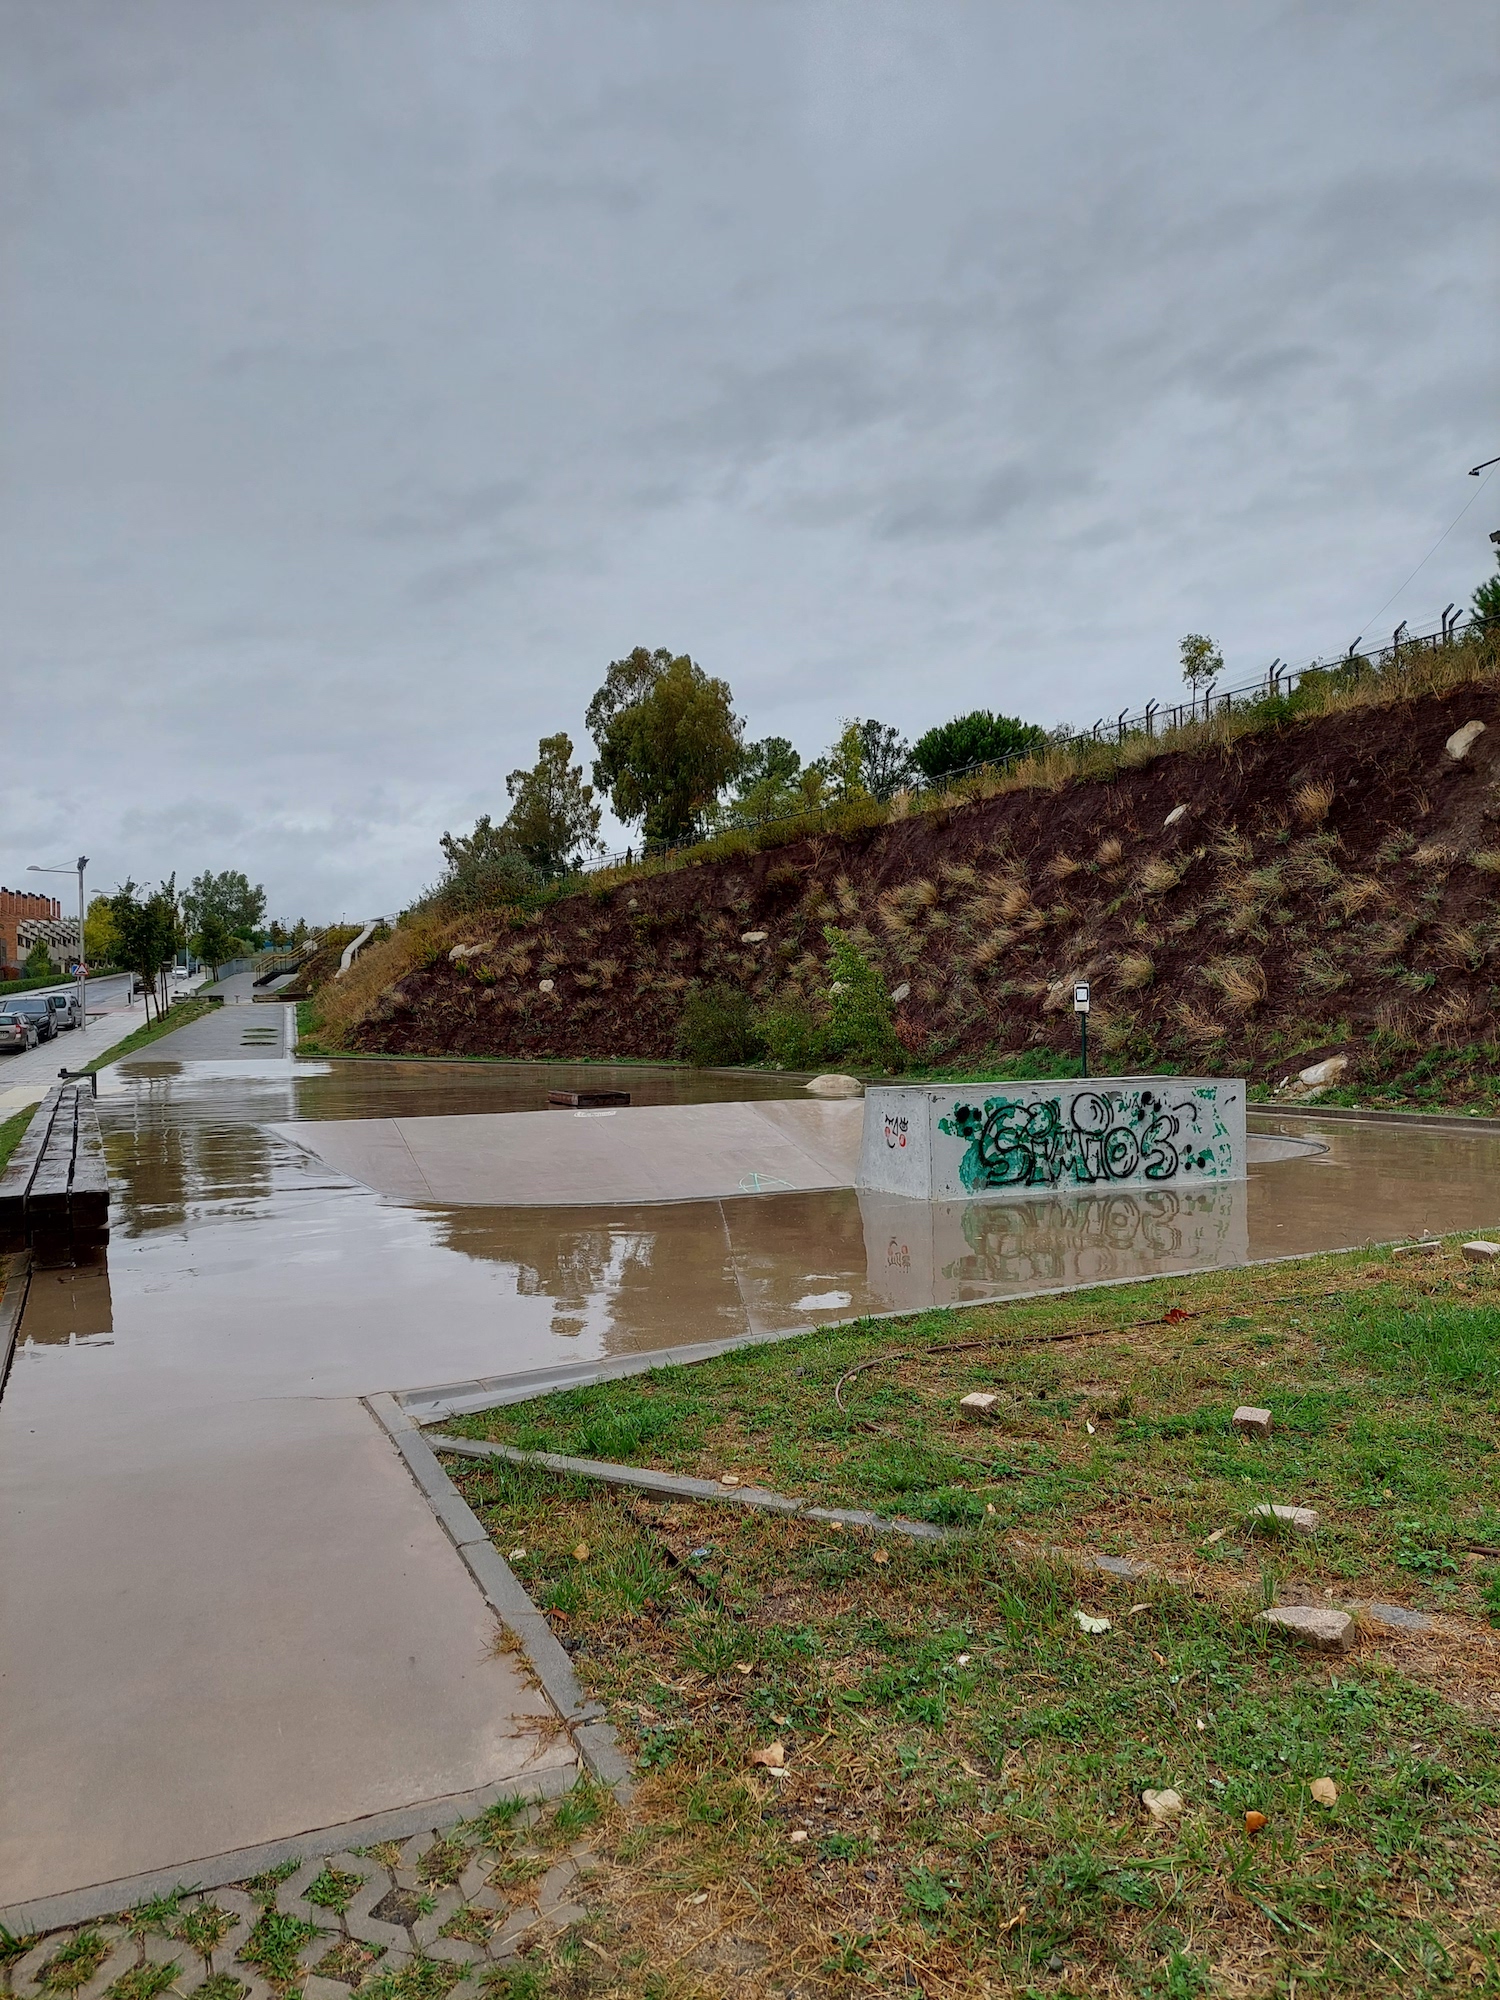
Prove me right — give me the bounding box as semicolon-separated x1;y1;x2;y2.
937;1085;1232;1192
883;1112;910;1151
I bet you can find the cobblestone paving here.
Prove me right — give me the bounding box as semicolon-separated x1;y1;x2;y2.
2;1801;598;2000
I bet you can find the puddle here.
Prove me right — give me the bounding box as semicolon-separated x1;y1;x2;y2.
13;1056;1490;1389
5;1053;1499;1907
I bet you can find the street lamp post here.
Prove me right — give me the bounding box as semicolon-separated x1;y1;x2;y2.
28;856;88;1028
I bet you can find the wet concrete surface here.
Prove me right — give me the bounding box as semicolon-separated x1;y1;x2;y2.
4;1047;1498;1907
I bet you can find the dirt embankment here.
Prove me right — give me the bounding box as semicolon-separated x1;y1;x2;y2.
343;681;1500;1091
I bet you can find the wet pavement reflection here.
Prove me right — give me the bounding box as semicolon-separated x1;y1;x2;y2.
27;1054;1500;1370
6;1048;1500;1907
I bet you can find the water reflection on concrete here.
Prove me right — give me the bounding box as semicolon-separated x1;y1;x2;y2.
7;1055;1500;1908
73;1060;1500;1370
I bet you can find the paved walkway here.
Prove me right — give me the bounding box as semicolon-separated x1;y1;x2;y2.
0;1012;578;1912
0;975;145;1115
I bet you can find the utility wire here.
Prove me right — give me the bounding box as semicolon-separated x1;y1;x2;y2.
1365;464;1496;627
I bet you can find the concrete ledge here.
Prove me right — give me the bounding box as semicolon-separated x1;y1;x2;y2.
0;1762;578;1938
429;1433;950;1542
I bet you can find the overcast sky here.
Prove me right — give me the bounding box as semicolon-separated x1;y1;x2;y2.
2;1;1496;922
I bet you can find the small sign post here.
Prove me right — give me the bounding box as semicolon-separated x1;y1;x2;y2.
1073;981;1091;1078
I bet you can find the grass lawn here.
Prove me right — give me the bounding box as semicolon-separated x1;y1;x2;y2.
439;1242;1500;1996
0;1102;38;1176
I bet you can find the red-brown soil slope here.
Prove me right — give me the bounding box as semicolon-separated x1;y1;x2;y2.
345;681;1500;1089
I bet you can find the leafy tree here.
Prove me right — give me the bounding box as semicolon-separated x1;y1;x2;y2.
589;647;742;845
717;737;825;829
856;719;916;800
183;870;266;941
109;878;183;1020
83;895;119;969
910;709;1046;782
1474;544;1500;629
1179;633;1224;690
502;732;603;876
193;911;237;978
434;815;538;913
24;939;55;977
824;722;869;802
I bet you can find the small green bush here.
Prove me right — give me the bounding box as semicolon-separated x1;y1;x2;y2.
821;927;902;1070
756;995;823;1069
676;982;764;1066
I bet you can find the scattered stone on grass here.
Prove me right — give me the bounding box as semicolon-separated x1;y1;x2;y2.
1142;1788;1183;1822
739;931;767;944
1250;1502;1320;1534
1163;804;1188;827
1256;1605;1354;1652
1461;1239;1500;1263
959;1391;1001;1420
1232;1405;1273;1438
889;982;910;1003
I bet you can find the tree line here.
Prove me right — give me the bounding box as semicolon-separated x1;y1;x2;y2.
78;872;311;1017
435;643;1049;900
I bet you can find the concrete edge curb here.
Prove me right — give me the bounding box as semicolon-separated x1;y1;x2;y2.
431;1434;948;1541
0;1249;32;1405
1251;1102;1500;1134
0;1763;577;1937
363;1396;634;1801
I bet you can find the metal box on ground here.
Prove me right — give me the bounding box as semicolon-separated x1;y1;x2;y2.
858;1075;1246;1200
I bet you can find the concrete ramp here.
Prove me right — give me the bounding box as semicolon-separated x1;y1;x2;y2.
273;1096;864;1206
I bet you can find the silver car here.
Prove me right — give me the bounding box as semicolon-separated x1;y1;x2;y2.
0;1010;39;1053
46;991;81;1030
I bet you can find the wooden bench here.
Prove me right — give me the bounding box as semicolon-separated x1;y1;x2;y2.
0;1080;111;1266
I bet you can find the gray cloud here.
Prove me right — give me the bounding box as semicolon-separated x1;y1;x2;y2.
1;0;1495;915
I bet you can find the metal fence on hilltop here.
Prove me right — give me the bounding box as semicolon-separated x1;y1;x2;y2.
580;607;1480;877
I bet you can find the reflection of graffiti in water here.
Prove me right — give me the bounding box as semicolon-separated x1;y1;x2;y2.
938;1086;1229;1192
944;1187;1236;1289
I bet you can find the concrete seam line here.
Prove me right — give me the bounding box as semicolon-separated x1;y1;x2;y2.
0;1249;31;1406
361;1397;636;1800
390;1224;1500;1424
0;1760;579;1937
429;1435;948;1541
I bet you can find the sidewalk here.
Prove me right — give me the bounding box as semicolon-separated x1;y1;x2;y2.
0;977;148;1118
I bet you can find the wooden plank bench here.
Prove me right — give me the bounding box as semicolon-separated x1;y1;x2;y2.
0;1081;111;1266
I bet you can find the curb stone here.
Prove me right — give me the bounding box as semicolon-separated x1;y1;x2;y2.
363;1398;634;1800
431;1435;949;1543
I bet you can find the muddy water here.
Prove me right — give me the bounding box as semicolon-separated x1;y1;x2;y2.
19;1055;1499;1369
5;1050;1500;1908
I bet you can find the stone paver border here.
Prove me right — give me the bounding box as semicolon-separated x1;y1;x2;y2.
0;1769;578;1939
2;1810;597;2000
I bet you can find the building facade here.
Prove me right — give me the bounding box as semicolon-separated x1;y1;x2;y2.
0;888;66;978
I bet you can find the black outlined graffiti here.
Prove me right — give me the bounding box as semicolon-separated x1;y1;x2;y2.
937;1086;1229;1191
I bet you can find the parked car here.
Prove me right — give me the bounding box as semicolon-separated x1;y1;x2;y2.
171;966;193;984
10;993;58;1041
0;1010;39;1053
46;991;81;1030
